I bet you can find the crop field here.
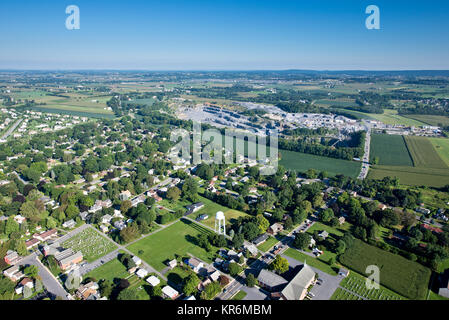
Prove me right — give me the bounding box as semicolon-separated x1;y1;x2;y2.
339;272;405;300
430;138;449;166
62;228;117;262
370;134;413;166
403;114;449;127
404;136;448;169
127;219;218;272
368;165;449;188
339;239;431;300
367;110;426;127
279;150;361;178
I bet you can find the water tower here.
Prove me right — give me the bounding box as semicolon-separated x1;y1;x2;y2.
215;211;226;236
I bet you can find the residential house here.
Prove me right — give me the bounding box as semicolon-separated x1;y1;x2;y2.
15;278;34;294
119;190;132;201
25;238;40;250
162;285;179;300
62;219;76;229
99;225;109;233
101;214;113;225
268;223;283;235
253;233;269;246
132;256;142;266
14;215;26;224
339;268;350;278
114;220;126;231
136;268;149;278
185;202;204;216
167;259;177;269
185;257;204;273
76;281;99;300
146;275;160;287
33;229;57;242
4;250;19;265
3;265;24;282
318;231;329;240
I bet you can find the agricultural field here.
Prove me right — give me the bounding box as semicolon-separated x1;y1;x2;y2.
339;239;431;300
404;136;448;169
84;257;129;282
279;150;361;178
127;219;218;272
368;165;449;188
366;109;427;127
62;228;117;262
403;114;449;127
339;272;405;300
430;138;449;166
370;134;413;166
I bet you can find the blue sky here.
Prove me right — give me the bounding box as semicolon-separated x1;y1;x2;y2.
0;0;449;70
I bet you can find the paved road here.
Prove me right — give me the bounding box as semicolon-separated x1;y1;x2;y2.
17;254;69;300
0;118;22;141
358;123;372;180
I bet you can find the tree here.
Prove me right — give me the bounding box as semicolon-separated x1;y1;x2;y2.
228;263;241;277
255;214;269;234
166;187;181;202
270;255;289;274
232;233;244;249
5;217;19;236
117;287;140;300
119;224;141;243
99;279;114;298
246;273;258;287
293;233;311;250
319;208;334;223
183;274;200;296
120;200;132;214
24;265;39;278
182;177;198;202
335;240;347;255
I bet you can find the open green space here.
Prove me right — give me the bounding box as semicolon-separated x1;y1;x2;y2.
370;134;413;166
232;290;248;300
62;228;117;263
404;135;448;169
84;257;129;282
330;288;363;300
339;239;431;300
403;114;449;127
284;248;338;276
430;138;449;166
279;150;361;178
257;236;280;252
368;164;449;188
127;219;218;272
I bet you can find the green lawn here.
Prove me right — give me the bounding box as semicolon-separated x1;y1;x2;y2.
127;219;219;272
257;236;279;252
62;228;117;262
284;248;338;276
306;222;344;238
340;272;405;300
191;196;249;229
84;258;129;282
232;290;248;300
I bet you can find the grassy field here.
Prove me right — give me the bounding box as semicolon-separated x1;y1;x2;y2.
370;134;413;166
279;150;361;178
367;109;427;126
339;239;431;300
191;196;250;230
430;138;449;166
127;219;218;272
84;258;129;282
284;248;338;276
404;136;448;169
368;164;449;188
306;222;344;238
62;228;117;262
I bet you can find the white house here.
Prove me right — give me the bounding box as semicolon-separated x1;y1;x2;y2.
146;275;160;287
132;256;142;266
136;268;148;279
162;285;179;300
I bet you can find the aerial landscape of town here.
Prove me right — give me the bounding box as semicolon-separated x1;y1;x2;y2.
0;0;449;313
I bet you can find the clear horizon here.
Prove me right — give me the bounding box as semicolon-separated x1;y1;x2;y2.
1;0;449;70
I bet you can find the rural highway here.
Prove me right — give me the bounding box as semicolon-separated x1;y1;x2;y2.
358;123;372;180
